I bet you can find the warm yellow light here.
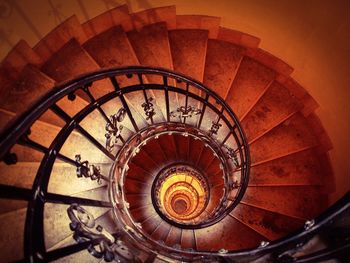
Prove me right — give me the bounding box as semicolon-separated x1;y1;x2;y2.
158;171;208;222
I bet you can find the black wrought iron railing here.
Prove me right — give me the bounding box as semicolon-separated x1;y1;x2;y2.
0;66;348;262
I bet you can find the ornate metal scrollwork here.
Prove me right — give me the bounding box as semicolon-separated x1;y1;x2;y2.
223;145;240;168
105;108;126;152
75;154;104;184
141;97;156;120
170;106;202;122
209;121;222;136
67;204;140;262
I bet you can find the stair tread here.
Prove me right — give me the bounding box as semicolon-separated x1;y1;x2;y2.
169;29;208;82
142;139;168;165
2;39;42;75
242;186;328;219
165;226;181;247
129;202;155;222
241;81;302;142
48;164;110;196
125;179;151;194
82;4;133;39
142;214;162;234
127;22;173;72
173;134;189;161
0;199;27;215
195;215;264;251
279;77;319;116
176;15;221;39
126;162;154;184
247;48;293;76
0;109;15;132
225;56;276;119
131;149;159;174
41;38;113;100
83;26;139;68
34;15;87;62
249;148;327;186
0;208;26;262
151;220;171;241
218;27;260;49
131;6;176;30
231;203;304;240
203;39;245;99
157;134;178;161
126;193;152;210
249;113;319;164
181;229;196;249
0;65;64;127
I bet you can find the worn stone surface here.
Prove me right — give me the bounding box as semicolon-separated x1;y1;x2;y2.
231;203;304;240
195;215;264;251
249;148;326;186
249;113;319;164
131;6;176;30
225;57;276;119
241;81;302;142
169;29;208;82
34;16;87;62
242;186;328;219
204;39;245;98
41;39;113;100
218;27;261;48
176;15;221;39
82;4;133;39
0;208;26;262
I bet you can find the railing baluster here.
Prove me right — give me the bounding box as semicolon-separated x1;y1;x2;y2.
183;83;190;124
45;192;112;207
139;73;155;125
110;76;139;132
19;136;77;166
50;105;115;160
197;93;209;129
163;76;170;122
0;184;32;200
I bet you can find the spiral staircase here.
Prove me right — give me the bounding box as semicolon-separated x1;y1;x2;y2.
0;4;349;263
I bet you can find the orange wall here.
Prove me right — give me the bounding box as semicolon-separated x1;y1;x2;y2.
1;0;349;201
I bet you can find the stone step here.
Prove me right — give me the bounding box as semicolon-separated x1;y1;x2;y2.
34;15;87;62
169;29;208;83
141;213;163;235
41;38;113;101
181;229;196;249
151;220;171;242
249;113;319;164
0;208;26;262
248;148;327;187
242;186;328;219
218;27;260;49
83;25;140;88
0;65;65;127
241;80;302;142
131;6;176;30
203;39;245;99
231;203;304;240
225;56;276;119
194;215;264;251
82;4;133;39
164;226;182;247
176;15;221;39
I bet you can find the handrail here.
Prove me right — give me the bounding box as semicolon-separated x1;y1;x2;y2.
0;66;250;262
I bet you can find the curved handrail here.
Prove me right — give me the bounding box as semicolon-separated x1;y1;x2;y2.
0;66;250;261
